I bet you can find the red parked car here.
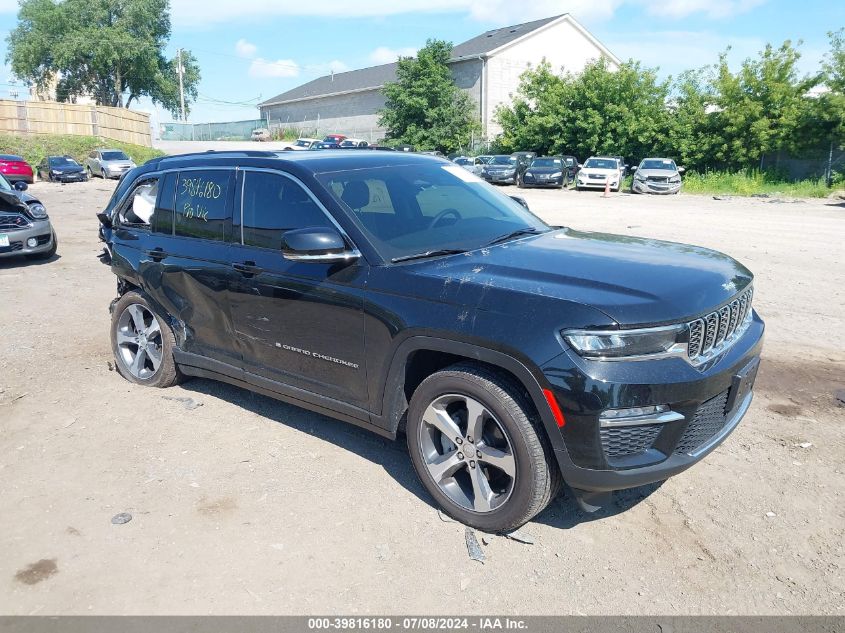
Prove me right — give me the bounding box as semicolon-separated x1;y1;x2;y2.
322;134;347;144
0;155;34;184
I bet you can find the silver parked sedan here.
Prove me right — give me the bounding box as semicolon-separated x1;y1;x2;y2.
631;158;684;194
85;149;136;180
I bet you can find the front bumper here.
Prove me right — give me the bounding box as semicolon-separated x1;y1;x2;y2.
482;172;517;184
0;219;54;258
52;172;87;183
104;166;134;179
522;176;563;188
541;313;764;493
577;177;619;189
632;179;682;195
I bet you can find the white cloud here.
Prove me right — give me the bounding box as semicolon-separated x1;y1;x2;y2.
234;39;258;59
369;46;418;65
248;58;300;79
167;0;628;28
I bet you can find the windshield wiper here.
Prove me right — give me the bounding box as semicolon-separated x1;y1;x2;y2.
484;227;543;247
391;249;468;263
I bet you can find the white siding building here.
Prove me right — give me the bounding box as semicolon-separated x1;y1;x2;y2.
258;14;619;142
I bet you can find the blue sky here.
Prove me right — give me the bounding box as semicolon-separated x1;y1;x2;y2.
0;0;841;125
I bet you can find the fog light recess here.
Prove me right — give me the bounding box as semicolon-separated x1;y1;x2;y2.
599;405;684;428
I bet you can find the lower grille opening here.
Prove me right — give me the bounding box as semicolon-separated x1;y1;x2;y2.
675;390;730;454
600;425;662;459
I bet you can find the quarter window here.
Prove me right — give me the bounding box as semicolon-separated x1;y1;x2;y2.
175;170;231;241
239;171;331;250
119;177;159;227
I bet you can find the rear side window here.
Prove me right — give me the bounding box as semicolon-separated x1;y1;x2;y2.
175;170;231;241
238;171;331;250
152;172;177;235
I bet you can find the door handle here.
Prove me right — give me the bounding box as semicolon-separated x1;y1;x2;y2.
145;248;168;261
232;261;263;276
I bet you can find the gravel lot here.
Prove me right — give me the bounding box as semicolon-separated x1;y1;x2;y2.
1;174;843;615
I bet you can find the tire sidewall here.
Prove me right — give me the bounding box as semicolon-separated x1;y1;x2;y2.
407;370;541;532
110;291;175;387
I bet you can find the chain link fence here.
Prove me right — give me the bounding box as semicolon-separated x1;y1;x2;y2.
160;119;267;141
760;143;844;184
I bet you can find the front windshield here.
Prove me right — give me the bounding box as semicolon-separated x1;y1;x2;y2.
0;174;11;191
640;159;677;171
530;158;562;168
295;140;311;147
50;157;78;167
101;151;129;161
318;163;549;261
584;158;618;170
490;156;516;166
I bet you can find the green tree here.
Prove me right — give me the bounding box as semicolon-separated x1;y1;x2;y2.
495;59;671;162
707;42;819;169
7;0;200;118
378;39;479;153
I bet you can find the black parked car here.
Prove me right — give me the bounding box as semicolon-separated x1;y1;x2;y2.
519;156;568;189
480;154;519;184
98;150;764;532
37;155;87;183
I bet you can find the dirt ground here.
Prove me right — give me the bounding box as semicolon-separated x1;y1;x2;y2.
1;173;843;615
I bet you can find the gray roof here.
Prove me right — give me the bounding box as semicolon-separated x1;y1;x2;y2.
260;14;566;107
451;14;562;58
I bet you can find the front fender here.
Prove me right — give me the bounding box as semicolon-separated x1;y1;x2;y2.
374;335;567;455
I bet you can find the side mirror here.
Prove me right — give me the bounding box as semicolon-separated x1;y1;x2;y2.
678;166;686;173
14;181;28;191
630;166;638;172
509;195;530;210
97;212;113;229
282;227;359;264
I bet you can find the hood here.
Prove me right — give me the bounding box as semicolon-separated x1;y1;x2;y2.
526;166;562;175
405;228;753;326
13;190;38;205
102;159;135;167
53;164;83;172
637;168;679;178
486;164;516;171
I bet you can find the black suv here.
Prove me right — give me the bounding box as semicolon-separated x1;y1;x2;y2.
98;151;764;532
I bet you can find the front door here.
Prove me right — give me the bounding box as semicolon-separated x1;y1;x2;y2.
227;169;369;408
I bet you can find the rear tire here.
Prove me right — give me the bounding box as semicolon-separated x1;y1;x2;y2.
406;363;561;532
110;291;183;388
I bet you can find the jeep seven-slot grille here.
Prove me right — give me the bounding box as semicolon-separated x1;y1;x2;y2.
675;390;730;454
687;287;753;363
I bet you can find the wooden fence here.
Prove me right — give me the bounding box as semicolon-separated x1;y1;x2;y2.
0;100;152;146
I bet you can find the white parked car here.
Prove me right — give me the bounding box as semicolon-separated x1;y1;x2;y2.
339;138;369;148
575;156;625;192
282;138;320;151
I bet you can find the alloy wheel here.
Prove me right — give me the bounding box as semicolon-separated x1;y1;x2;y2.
418;394;516;513
115;304;164;380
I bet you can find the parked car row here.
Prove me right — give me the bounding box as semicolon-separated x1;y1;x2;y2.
451;152;685;194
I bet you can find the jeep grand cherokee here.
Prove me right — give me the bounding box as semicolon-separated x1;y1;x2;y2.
97;151;764;532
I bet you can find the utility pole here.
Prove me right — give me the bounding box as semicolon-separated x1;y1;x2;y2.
176;48;186;122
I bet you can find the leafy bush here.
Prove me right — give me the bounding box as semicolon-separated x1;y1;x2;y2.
682;170;830;197
0;133;165;168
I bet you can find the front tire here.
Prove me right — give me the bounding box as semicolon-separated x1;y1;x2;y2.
110;291;182;388
406;363;561;532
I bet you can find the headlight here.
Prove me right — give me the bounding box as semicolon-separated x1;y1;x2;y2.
550;172;562;178
635;173;647;182
564;325;686;359
52;170;64;175
28;203;48;219
669;176;681;183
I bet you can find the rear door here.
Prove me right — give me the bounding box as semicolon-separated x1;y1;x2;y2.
115;168;242;368
227;168;369;407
